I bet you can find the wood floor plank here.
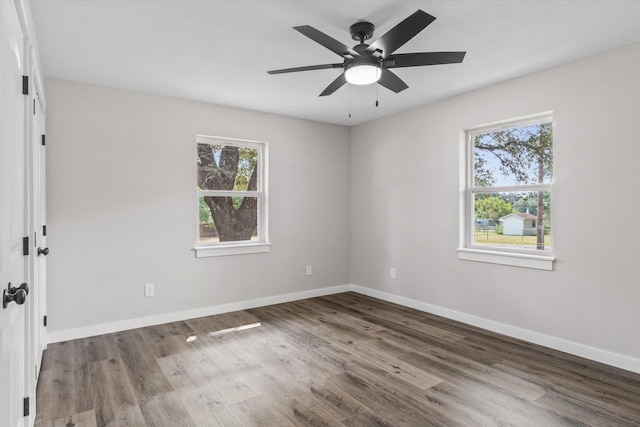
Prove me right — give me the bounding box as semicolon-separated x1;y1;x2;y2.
113;329;174;400
35;364;93;421
175;387;239;427
399;351;583;425
328;292;496;340
330;370;448;426
317;294;467;343
85;334;119;363
138;323;186;359
51;409;98;427
230;395;297;427
35;292;640;427
293;298;386;334
251;304;332;349
399;349;546;402
534;389;636;427
420;381;550;427
370;316;503;366
311;323;443;390
308;381;368;421
175;336;261;405
89;357;146;427
496;357;640;421
162;320;196;338
253;319;341;379
342;407;394;427
156;351;243;426
290;403;347;427
39;338;88;372
138;391;197;427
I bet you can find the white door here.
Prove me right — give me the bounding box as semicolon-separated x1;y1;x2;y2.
0;1;29;426
25;69;48;423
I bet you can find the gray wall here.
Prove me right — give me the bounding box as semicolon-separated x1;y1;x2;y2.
46;79;351;335
350;43;640;360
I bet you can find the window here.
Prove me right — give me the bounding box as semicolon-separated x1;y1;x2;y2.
195;135;269;257
459;112;554;270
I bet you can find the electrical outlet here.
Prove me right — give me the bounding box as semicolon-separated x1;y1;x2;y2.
306;265;313;276
144;283;155;297
390;268;396;279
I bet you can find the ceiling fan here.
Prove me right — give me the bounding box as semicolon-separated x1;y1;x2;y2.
267;10;466;97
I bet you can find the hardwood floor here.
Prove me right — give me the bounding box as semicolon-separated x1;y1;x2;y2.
34;292;640;426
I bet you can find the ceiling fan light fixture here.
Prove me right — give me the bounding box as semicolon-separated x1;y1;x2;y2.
345;57;381;85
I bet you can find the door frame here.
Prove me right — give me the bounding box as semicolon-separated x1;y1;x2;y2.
24;44;47;424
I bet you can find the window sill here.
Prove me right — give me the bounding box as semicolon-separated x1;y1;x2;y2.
457;248;555;271
194;242;271;258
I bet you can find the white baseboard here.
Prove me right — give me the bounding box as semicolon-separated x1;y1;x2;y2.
47;283;640;374
46;284;351;343
351;285;640;374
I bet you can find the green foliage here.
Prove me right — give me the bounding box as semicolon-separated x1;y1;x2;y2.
474;122;552;186
512;195;538;215
199;196;212;224
235;147;258;191
475;196;512;222
473;155;495;187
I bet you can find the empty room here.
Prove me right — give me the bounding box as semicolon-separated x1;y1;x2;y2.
1;0;639;426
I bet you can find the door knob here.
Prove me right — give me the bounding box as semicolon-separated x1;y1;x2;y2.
12;282;29;295
3;283;27;309
38;247;49;256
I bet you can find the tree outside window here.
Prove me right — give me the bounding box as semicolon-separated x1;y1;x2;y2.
466;114;553;252
196;136;267;246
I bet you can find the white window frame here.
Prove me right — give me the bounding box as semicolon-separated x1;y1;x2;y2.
194;135;270;258
458;112;555;270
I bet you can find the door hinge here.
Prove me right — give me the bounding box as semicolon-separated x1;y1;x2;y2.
44;315;47;327
22;76;29;95
23;397;29;416
23;236;29;256
43;225;47;236
41;134;46;146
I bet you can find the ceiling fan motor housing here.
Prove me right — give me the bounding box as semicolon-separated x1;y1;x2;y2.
350;21;375;42
346;54;380;69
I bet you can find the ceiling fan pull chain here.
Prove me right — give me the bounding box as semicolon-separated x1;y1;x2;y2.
349;85;352;118
376;77;379;107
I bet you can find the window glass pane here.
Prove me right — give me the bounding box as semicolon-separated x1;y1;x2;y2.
198;195;258;244
473;191;551;251
197;143;259;191
474;122;552;186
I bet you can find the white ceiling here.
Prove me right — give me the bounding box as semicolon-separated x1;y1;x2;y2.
30;1;640;126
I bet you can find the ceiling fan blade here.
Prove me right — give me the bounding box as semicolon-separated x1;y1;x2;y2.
369;10;436;56
294;25;358;58
319;73;347;96
268;63;343;75
378;69;409;93
386;51;466;68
